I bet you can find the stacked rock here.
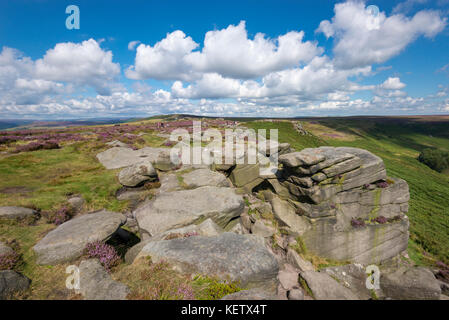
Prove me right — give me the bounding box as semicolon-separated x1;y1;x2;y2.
279;147;388;205
274;146;410;264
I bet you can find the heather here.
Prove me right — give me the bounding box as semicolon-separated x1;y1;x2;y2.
0;116;448;299
42;205;74;225
0;251;20;270
83;241;120;272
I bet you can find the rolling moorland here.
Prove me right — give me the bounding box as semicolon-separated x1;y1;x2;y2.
0;115;448;299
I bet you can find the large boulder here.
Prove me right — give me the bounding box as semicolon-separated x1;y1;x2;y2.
380;267;441;300
153;218;223;242
301;216;409;265
134;233;279;287
124;219;224;264
0;270;30;299
299;270;359;300
134;186;244;237
0;206;36;219
79;259;129;300
279;147;386;204
118;160;158;187
96;147;179;171
273;146;410;265
33;210;126;265
181;169;230;188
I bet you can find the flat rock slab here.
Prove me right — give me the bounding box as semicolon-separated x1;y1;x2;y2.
299;270;359;300
154;218;223;241
96;147;179;170
182;169;230;188
279;150;325;167
0;206;36;219
33;210;126;265
322;264;372;300
135;186;244;236
125;219;224;264
381;267;441;300
0;270;30;299
79;259;129;300
135;233;279;287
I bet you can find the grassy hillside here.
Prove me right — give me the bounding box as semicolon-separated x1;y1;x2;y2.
248;117;449;265
0;116;448;299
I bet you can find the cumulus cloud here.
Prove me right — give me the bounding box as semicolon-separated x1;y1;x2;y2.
125;30;199;81
0;39;122;110
392;0;429;14
35;39;121;95
184;21;322;79
317;1;447;69
380;77;406;90
172;56;371;100
1;1;448;118
126;21;322;81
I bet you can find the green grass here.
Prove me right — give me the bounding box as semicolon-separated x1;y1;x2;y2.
244;120;324;150
0;142;126;212
1;116;448;300
0;218;75;299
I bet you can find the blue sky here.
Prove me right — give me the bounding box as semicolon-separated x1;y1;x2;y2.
0;0;448;119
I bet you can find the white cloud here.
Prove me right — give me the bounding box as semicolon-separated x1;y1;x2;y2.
35;39;121;95
1;2;448;118
128;40;141;51
380;77;406;90
185;21;322;79
126;21;322;81
171;56;371;100
392;0;429;14
125;30;199;81
317;1;447;69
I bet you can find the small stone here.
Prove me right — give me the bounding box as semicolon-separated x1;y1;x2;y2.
67;196;84;211
278;269;299;291
251;220;275;238
287;249;315;272
79;259;129;300
0;206;36;219
288;288;304;300
0;242;14;256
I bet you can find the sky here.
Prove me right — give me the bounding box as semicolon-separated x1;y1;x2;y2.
0;0;449;119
